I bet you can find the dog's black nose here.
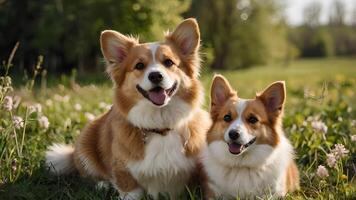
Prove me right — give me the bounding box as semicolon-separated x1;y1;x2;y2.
148;71;163;84
228;129;240;140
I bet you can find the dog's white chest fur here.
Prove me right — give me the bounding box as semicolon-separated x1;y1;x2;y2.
203;136;293;199
127;131;195;198
127;98;192;129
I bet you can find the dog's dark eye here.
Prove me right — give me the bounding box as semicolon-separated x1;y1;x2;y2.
247;116;258;124
163;59;174;68
135;62;145;70
223;114;232;122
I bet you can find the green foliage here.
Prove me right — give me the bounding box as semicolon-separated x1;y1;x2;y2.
188;0;289;69
329;26;356;56
288;0;356;58
0;0;190;73
1;0;356;73
310;29;334;57
284;82;355;198
289;27;335;58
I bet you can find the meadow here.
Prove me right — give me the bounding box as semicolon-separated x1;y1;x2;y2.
0;55;355;199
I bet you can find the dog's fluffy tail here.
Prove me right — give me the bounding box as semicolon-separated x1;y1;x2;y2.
45;143;76;174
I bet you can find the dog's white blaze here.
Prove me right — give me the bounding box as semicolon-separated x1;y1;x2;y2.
224;99;254;144
139;43;175;93
236;98;247;114
149;42;159;63
127;132;195;198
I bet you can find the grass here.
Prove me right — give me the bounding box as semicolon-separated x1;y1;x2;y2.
0;56;355;199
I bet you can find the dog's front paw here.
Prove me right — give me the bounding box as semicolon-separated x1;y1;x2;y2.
95;181;110;190
119;188;143;200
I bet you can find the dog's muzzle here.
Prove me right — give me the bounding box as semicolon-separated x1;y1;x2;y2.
136;81;178;106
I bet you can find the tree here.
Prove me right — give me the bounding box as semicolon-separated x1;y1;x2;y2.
0;0;191;73
187;0;287;69
303;1;322;28
351;0;356;26
329;0;346;26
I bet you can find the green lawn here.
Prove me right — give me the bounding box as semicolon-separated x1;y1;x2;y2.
0;58;355;199
202;57;355;100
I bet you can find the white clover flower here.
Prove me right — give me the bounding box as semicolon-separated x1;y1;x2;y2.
62;95;70;103
85;112;95;121
54;94;70;102
351;120;356;127
347;107;352;113
306;116;315;122
46;99;53;107
12;116;24;129
38;116;49;130
29;103;42;114
99;102;107;108
302;121;308;127
311;120;328;134
326;153;337;168
105;104;112;110
331;144;349;159
98;102;112;110
13;96;21;108
64;118;72;128
53;94;62;101
316;165;329;178
351;135;356;142
3;96;13;111
74;103;82;111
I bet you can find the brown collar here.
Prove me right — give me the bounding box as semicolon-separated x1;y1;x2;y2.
139;127;190;152
140;128;171;136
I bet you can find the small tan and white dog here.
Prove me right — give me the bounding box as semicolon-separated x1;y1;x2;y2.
45;19;211;199
202;75;299;199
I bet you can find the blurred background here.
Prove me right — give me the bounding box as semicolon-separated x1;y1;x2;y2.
1;0;356;77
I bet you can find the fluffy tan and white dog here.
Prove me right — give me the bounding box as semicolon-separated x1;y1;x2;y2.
202;75;299;199
45;18;211;199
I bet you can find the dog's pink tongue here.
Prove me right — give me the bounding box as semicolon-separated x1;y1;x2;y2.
228;143;243;155
148;89;167;106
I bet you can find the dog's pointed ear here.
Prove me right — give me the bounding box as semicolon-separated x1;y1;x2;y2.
257;81;286;117
100;30;137;64
211;75;235;107
167;18;200;55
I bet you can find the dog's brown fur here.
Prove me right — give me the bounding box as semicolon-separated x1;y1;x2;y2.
202;75;299;199
46;19;211;198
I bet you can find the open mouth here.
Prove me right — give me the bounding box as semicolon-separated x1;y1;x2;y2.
228;137;256;155
136;81;178;106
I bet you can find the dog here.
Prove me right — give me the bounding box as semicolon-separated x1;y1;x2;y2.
45;18;211;200
202;75;299;199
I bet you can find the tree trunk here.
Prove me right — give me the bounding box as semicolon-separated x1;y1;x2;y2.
209;0;234;70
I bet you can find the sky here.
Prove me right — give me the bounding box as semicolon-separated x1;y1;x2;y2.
285;0;355;25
